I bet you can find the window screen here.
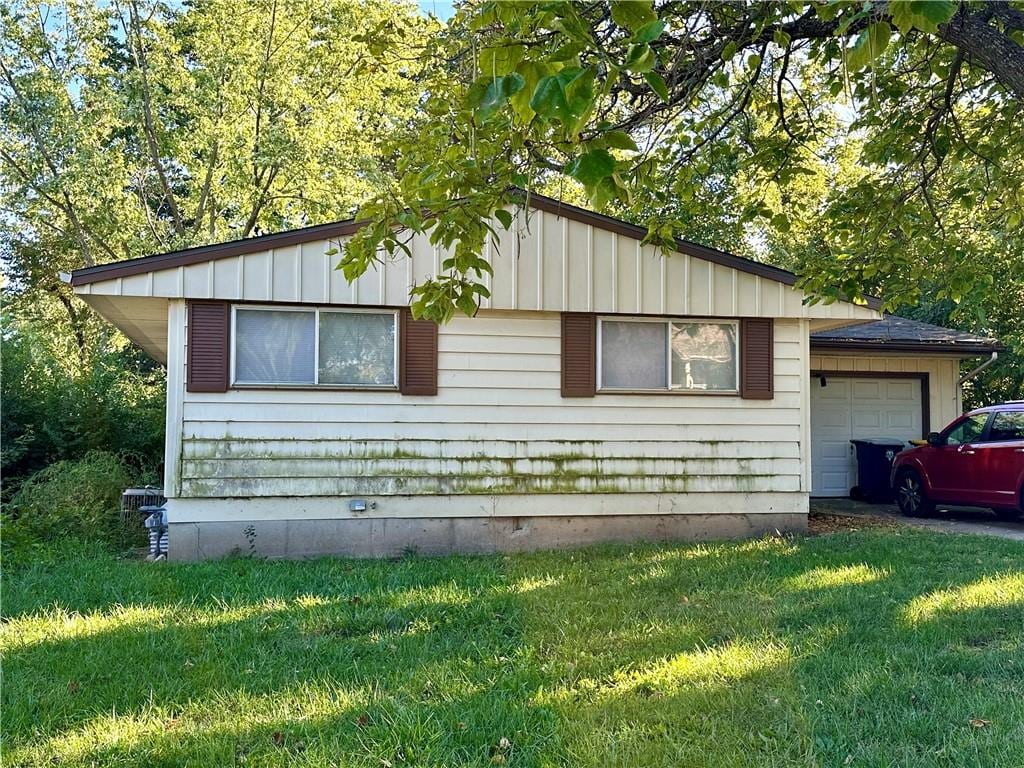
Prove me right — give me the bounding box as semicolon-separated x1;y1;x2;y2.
600;321;667;389
670;322;738;392
234;309;315;384
319;311;396;386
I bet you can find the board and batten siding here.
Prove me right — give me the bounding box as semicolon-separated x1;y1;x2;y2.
810;353;962;431
77;206;876;322
168;305;810;521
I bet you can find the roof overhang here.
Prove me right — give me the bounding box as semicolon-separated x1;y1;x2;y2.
810;338;1004;357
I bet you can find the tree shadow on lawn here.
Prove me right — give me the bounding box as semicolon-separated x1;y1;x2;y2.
3;530;1022;767
509;530;1024;767
3;554;560;767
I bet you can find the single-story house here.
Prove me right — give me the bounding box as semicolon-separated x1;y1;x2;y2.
67;194;1001;559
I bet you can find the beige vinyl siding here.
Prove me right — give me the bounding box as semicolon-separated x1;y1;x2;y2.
810;353;963;429
175;311;806;507
79;206;878;322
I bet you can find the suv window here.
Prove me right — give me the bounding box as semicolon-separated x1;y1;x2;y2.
988;410;1024;442
943;413;988;445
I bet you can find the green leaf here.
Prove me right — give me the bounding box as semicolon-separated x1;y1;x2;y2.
633;19;666;43
474;73;525;122
771;213;791;233
566;149;616;187
602;130;639;152
610;1;657;32
479;43;525;76
721;41;738;61
625;43;656;73
773;29;791;48
889;0;956;34
530;67;593;123
494;208;514;229
846;23;891;71
746;53;761;71
644;70;670;102
530;73;572;122
510;60;553;123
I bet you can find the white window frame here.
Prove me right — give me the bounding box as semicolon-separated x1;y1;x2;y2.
231;304;400;389
596;316;740;394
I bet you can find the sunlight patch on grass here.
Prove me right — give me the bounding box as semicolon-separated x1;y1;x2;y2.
509;574;562;593
542;640;791;705
9;682;368;766
902;571;1024;624
0;602;283;652
784;563;887;591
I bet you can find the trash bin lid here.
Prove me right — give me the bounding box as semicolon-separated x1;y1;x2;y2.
849;437;907;446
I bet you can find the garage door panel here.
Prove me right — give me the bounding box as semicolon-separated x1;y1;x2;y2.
811;375;922;497
853;409;881;430
852;380;882;399
886;381;917;400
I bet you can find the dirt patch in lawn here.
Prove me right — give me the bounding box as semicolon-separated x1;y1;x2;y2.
808;512;902;536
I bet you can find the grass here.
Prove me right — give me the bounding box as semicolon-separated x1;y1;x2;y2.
2;528;1023;767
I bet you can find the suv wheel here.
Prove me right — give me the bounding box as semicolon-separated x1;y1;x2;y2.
895;470;934;517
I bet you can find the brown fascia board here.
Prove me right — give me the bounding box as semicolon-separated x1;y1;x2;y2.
810;338;1004;356
69;218;366;286
67;192;880;311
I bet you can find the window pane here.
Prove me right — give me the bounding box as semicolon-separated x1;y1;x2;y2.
235;309;315;384
600;321;666;389
319;312;396;386
670;322;738;391
945;414;988;445
989;411;1024;441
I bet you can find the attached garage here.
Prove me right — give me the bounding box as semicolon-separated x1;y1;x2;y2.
809;317;1001;498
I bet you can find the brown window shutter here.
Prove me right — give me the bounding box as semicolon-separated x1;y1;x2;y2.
187;300;230;392
400;308;438;395
740;318;774;399
561;313;596;397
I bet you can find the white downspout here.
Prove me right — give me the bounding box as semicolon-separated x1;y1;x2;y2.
958;351;998;387
957;351;998;413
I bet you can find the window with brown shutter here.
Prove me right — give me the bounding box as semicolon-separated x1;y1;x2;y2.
740;317;774;399
561;313;597;397
399;308;438;395
187;300;229;392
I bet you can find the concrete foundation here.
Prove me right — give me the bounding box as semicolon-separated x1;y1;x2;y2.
166;512;807;561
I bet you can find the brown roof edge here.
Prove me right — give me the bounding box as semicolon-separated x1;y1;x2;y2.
67;191;880;312
69;218;366;286
810;338;1004;355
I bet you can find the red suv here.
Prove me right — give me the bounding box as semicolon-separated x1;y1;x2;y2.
891;402;1024;520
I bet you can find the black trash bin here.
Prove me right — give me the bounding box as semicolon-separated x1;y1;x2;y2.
849;438;907;502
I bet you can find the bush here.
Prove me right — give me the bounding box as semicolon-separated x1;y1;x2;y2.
2;451;153;570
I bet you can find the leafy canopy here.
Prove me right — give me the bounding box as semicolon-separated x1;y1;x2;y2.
341;0;1023;325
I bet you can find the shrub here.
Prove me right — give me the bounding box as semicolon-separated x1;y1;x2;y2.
2;451;152;570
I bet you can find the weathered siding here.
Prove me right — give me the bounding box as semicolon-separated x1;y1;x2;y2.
810;352;963;430
174;310;807;510
79;206;878;322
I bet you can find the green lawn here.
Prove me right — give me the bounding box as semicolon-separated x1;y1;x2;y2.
3;527;1023;767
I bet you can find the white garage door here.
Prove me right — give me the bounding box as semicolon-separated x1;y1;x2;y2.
810;376;923;497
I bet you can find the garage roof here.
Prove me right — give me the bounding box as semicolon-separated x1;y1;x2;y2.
811;316;1003;356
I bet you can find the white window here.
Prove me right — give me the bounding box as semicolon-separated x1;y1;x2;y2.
232;306;398;388
598;317;739;393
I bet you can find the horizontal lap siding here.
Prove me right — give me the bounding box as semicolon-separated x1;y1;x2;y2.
180;312;805;499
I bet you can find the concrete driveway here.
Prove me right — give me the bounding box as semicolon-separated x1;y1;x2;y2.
810;498;1024;542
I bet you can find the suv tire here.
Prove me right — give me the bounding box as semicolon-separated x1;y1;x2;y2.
895;469;934;517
